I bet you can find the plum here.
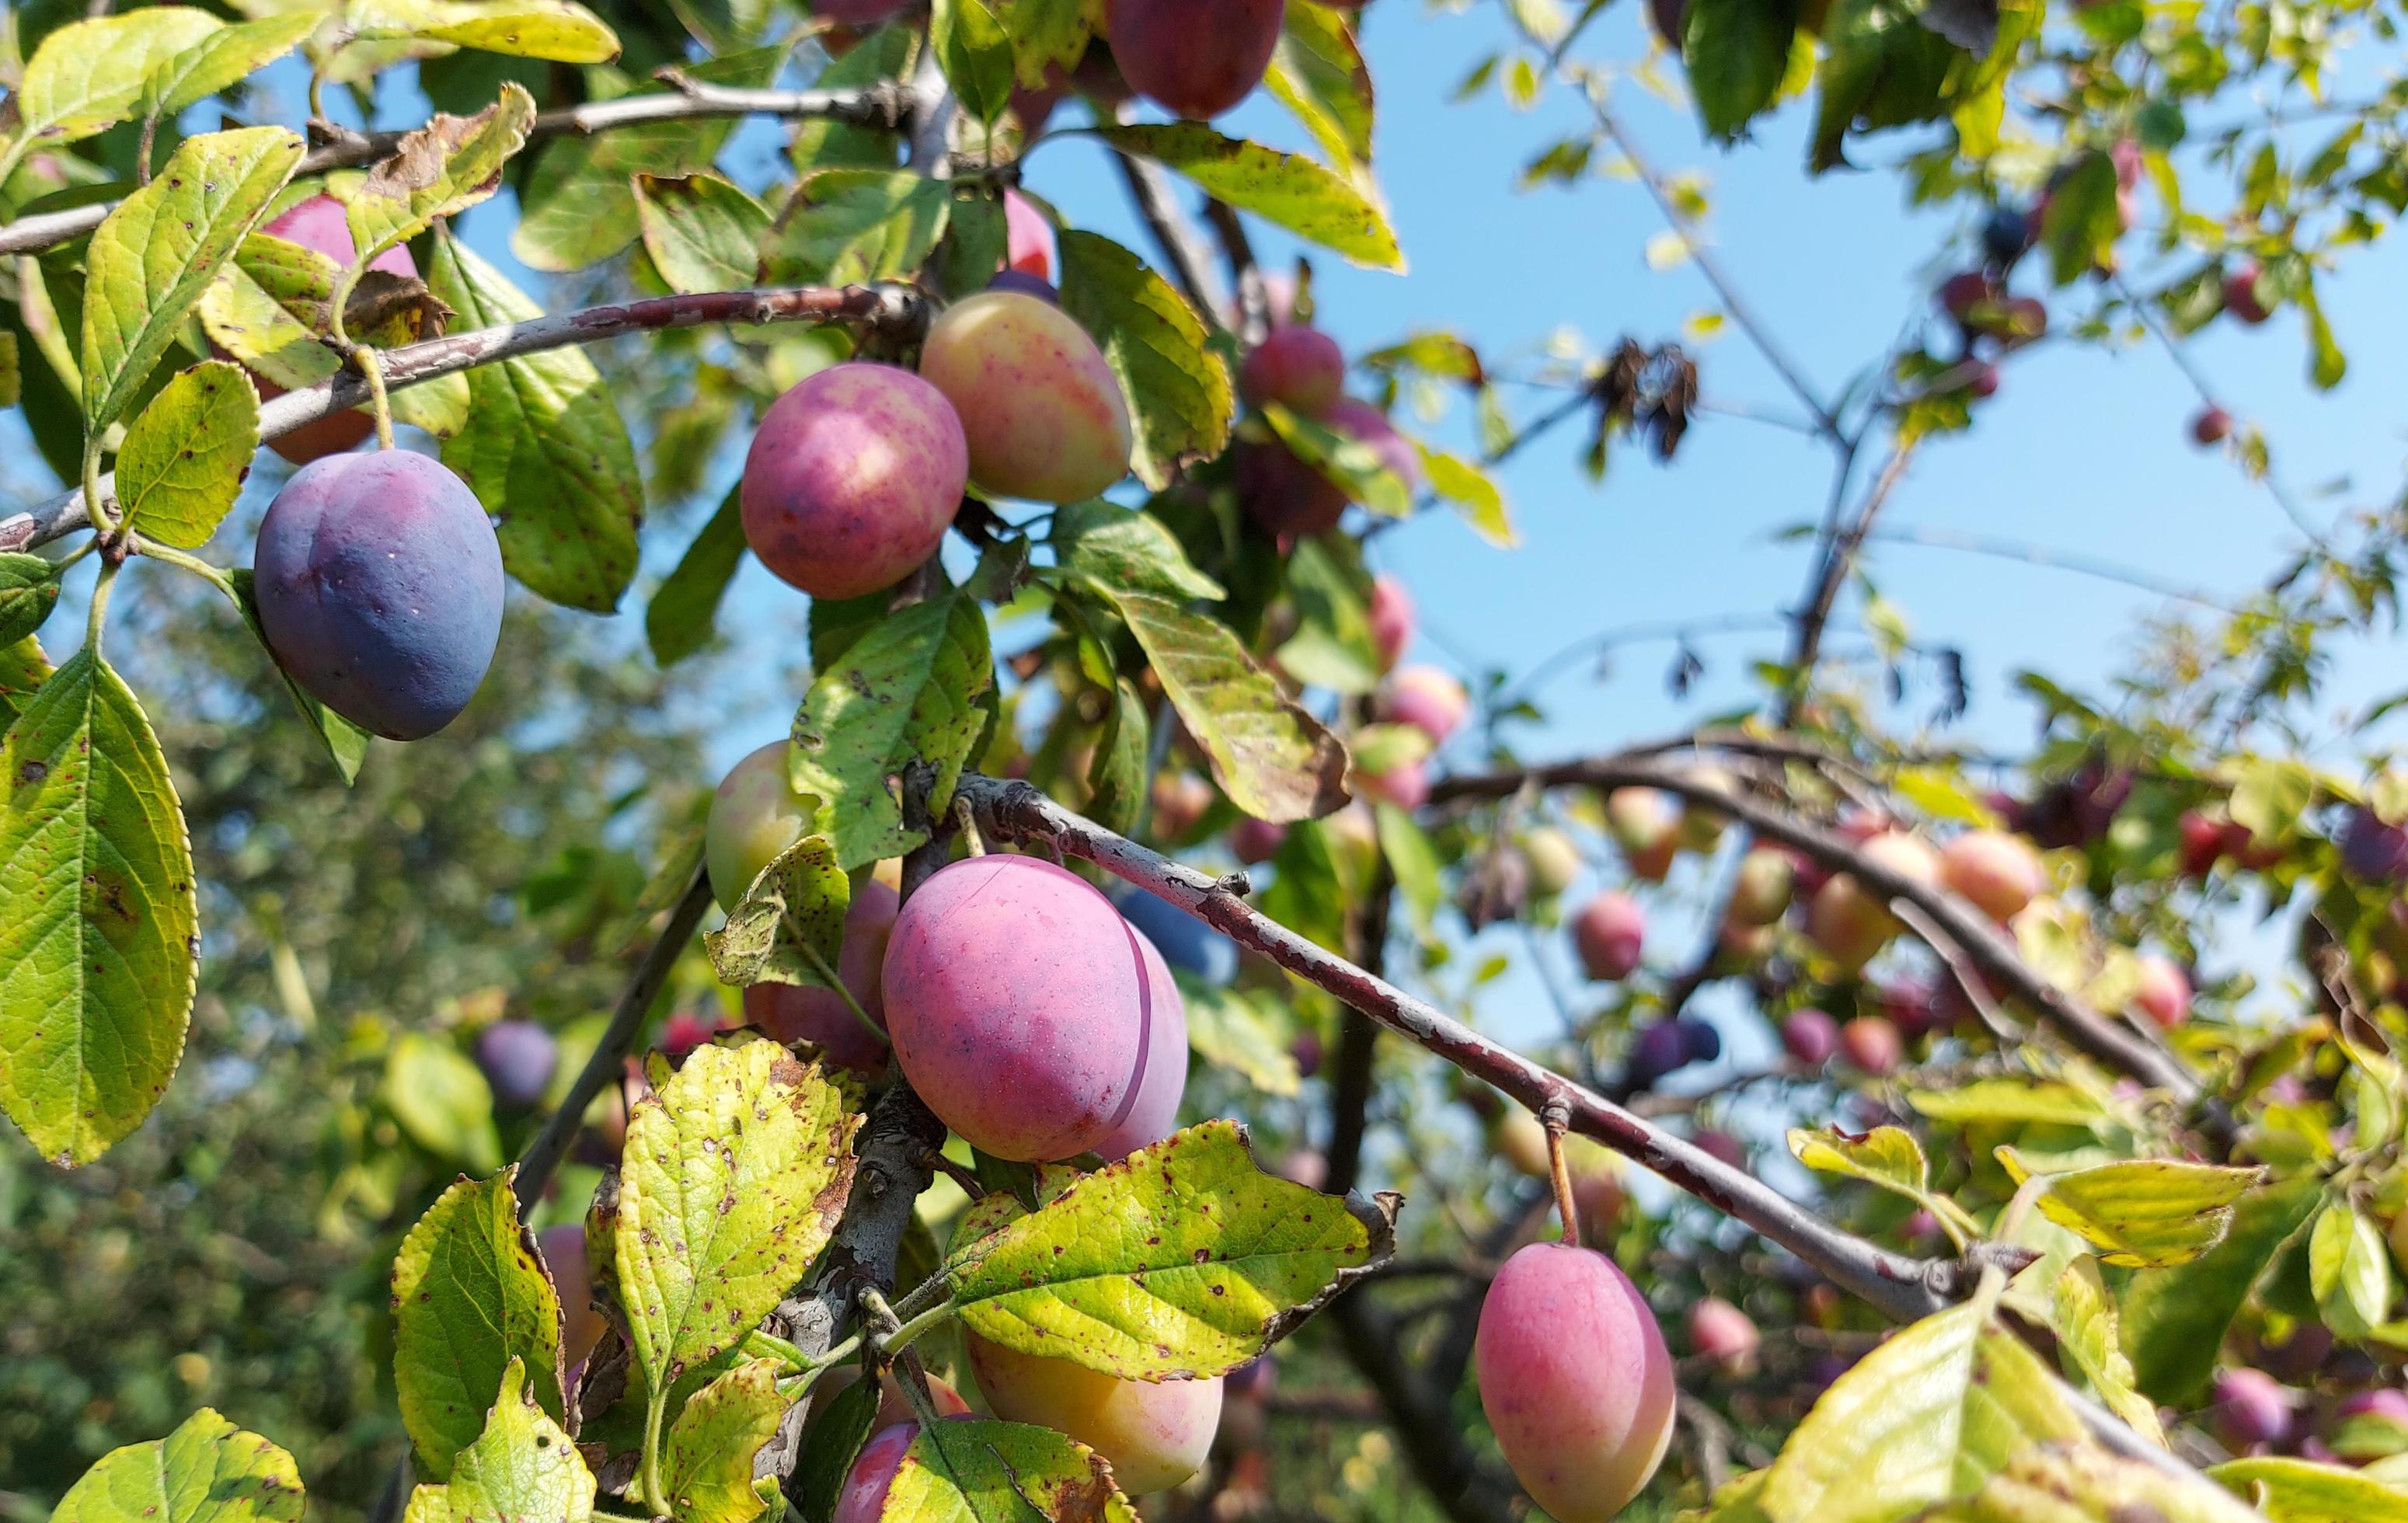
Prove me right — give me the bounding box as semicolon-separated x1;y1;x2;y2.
1358;755;1430;809
1368;573;1414;669
1113;883;1236;985
1807;831;1936;968
1322;397;1422;498
705;740;817;911
253;449;504;741
475;1020;557;1110
1692;1127;1743;1166
1781;1008;1841;1066
1838;1016;1901;1075
741;363;967;599
2131;953;2190;1030
966;1334;1223;1494
1521;826;1583;897
1002;189;1054;280
1622;1021;1688;1087
1680;1018;1722;1065
832;1424;920;1523
2224;261;2271;325
657;1010;720;1061
246;195;419;464
1687;1297;1759;1371
1092;926;1190;1161
1236;435;1346;538
918;291;1132;504
985;270;1059;302
1939;830;2042;921
1149;771;1213;840
2339;807;2408;883
1378;664;1469;742
1572;892;1644;981
1228;816;1288;864
1981;204;2033;267
1727;847;1794;925
1605;789;1675;855
2191;406;2233;447
882;856;1172;1159
1239;326;1345;413
536;1224;607;1371
1106;0;1284;120
1476;1242;1674;1523
744;877;901;1075
2211;1369;2294;1452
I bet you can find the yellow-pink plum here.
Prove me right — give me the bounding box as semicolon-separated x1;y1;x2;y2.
1726;847;1794;925
918;291;1132;504
705;740;815;911
883;856;1173;1160
1378;664;1469;742
967;1334;1223;1494
1939;830;2042;921
1239;326;1345;413
537;1224;607;1371
741;363;967;599
1002;189;1054;279
1605;788;1676;855
2131;953;2190;1029
1106;0;1284;120
1368;573;1414;669
1838;1015;1902;1075
1150;771;1213;840
1806;831;1936;968
744;877;900;1075
1358;755;1430;809
1228;816;1288;864
1521;826;1583;897
1092;928;1188;1161
1476;1242;1674;1523
1572;892;1645;981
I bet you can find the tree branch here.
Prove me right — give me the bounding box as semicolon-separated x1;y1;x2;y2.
0;78;911;258
1108;127;1232;330
1786;440;1914;703
954;773;1973;1323
1;282;922;553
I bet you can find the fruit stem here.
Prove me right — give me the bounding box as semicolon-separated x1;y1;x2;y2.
1541;1101;1582;1246
356;348;396;450
953;793;986;856
134;541;235;601
80;441;116;540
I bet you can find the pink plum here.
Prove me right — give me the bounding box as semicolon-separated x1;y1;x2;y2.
1939;830;2043;921
1368;573;1415;669
1091;928;1188;1160
1002;189;1054;280
1572;892;1645;981
1239;326;1346;413
741;364;967;599
1378;664;1469;742
744;877;901;1075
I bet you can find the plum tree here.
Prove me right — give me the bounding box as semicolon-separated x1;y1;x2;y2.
1239;326;1346;413
1368;573;1415;669
918;291;1132;503
1475;1242;1675;1523
253;450;504;741
1002;190;1054;279
536;1225;607;1371
1572;891;1646;981
473;1021;556;1110
1092;926;1190;1159
238;195;420;464
1937;829;2043;921
882;856;1171;1159
744;877;900;1074
1687;1297;1761;1371
2131;953;2191;1029
1104;0;1284;120
740;363;968;598
965;1334;1223;1494
1378;664;1469;742
705;741;816;911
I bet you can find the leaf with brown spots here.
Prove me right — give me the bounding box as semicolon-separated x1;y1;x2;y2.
945;1120;1396;1381
113;361;258;550
660;1358;789;1523
50;1407;306;1523
0;646;196;1166
344;85;536;270
402;1361;596;1523
881;1418;1137;1523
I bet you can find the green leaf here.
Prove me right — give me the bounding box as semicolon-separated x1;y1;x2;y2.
1265;3;1376;166
0;647;196;1166
113;362;259;550
1082;677;1149;837
999;0;1103;89
345;86;537;270
1788;1124;1929;1194
792;1361;882;1523
1050;499;1225;601
393;1171;566;1478
139;14;321;120
2047;1257;2164;1445
0;639;49;731
1684;0;1801;140
932;0;1016;124
616;1038;859;1391
1906;1081;2113;1127
347;0;622;61
1273;538;1378;695
948;1120;1396;1380
1417;444;1517;547
14;8;225;149
1943;1444;2265;1523
199;235;345;392
788;594;995;871
2041;151;2122;287
1180;984;1300;1098
1760;1301;2085;1519
1374;803;1443;930
2301;279;2347;391
1093;124;1404;270
1261;403;1410;516
662;1358;789;1523
704;834;850;989
647;487;749;667
0;556;61;646
428;231;644;613
393;371;473;439
789;32;915;175
385;1032;502;1173
50;1409;304;1523
402;1360;595;1523
224;570;373;784
765;169;950;287
1805;0;1957;174
1996;1148;2263;1269
2121;1175;2321;1405
1096;587;1349;824
81;126;304;429
1057;232;1234;490
2307;1202;2391;1337
2229;756;2317;843
634;173;771;295
2208;1458;2408;1523
887;1418;1137;1523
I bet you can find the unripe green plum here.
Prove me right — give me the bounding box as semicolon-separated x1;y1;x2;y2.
1476;1242;1674;1523
1807;831;1936;968
1571;892;1645;981
1239;326;1345;413
1521;826;1584;897
1378;664;1469;742
2131;953;2190;1030
918;291;1132;504
1605;788;1675;854
537;1224;608;1370
1368;573;1415;669
706;741;817;911
744;877;900;1075
1939;829;2042;922
1106;0;1284;120
741;363;968;598
883;856;1174;1159
966;1334;1223;1494
1726;847;1794;925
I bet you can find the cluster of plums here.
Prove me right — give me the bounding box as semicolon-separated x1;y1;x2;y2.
1235;320;1423;542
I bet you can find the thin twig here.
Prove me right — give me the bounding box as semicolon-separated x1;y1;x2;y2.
1863;525;2244;611
1787;440;1915;705
1108;122;1232;329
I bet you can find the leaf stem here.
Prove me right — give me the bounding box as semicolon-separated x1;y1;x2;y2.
885;1274;952;1323
133;540;235;599
797;940;886;1045
639;1389;667;1516
80;441;115;541
356;347;396;450
873;1298;957;1357
86;559;118;652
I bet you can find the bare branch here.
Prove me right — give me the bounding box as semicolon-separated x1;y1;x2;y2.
1787;440;1915;703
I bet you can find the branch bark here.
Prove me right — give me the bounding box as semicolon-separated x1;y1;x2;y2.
2;282;922;553
955;772;1974;1323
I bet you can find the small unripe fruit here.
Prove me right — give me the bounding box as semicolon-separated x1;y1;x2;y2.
920;291;1133;504
744;878;901;1075
1727;847;1795;925
1521;826;1584;897
253;451;504;741
1106;0;1284;120
1572;893;1646;981
2211;1368;2294;1452
1378;664;1469;742
706;741;815;912
1002;189;1054;280
2191;406;2233;447
1781;1008;1840;1066
1808;831;1936;968
967;1335;1222;1494
1228;816;1288;864
1239;326;1346;413
476;1020;558;1110
2131;953;2190;1030
1686;1297;1760;1371
1359;755;1431;810
1476;1243;1675;1523
1939;830;2043;921
1368;573;1415;670
1605;788;1677;854
537;1224;607;1370
741;364;968;599
1839;1016;1902;1075
2223;262;2271;325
